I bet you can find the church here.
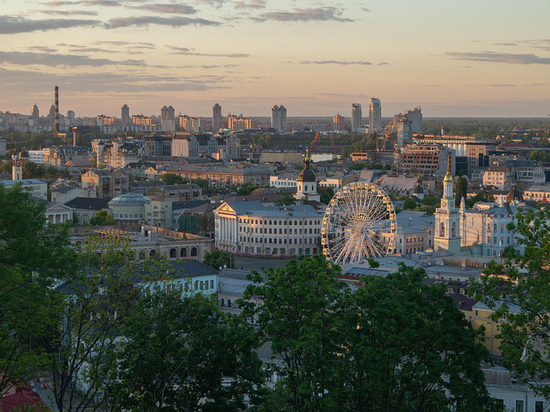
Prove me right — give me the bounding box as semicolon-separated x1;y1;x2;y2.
433;156;532;258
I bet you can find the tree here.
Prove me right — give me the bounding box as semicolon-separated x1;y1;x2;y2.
112;290;266;411
275;194;296;206
455;176;468;207
0;184;76;397
476;207;550;400
242;256;348;411
339;264;500;411
203;250;235;269
466;191;493;208
403;197;417;210
243;256;501;411
160;173;186;185
89;210;116;226
37;239;143;412
318;187;334;205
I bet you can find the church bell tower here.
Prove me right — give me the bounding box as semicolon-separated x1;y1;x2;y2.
434;155;461;254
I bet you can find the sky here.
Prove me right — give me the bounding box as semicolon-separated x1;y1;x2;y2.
1;0;550;118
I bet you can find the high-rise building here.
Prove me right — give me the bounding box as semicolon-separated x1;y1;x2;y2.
271;105;287;132
351;103;362;132
369;98;382;134
31;104;39;121
161;105;176;132
227;113;253;131
121;104;130;125
66;110;75;127
49;104;56;125
405;107;422;134
333;113;345;131
212;103;222;132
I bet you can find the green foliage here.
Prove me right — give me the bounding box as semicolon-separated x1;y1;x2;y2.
318;187;334;205
236;181;262;196
243;256;500;411
203;250;235;269
420;195;441;208
275;194;296;206
0;184;76;397
466;191;493;208
403;197;417;210
112;290;266;411
160;173;186;185
89;209;116;226
476;207;550;400
455;176;468;206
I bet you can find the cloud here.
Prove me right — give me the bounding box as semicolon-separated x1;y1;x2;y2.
38;9;99;16
234;0;265;9
447;51;550;64
361;7;371;12
168;46;249;58
92;40;155;49
255;7;353;22
0;15;100;34
26;46;58;53
378;62;388;66
126;3;198;14
299;60;371;65
0;51;143;67
493;42;517;47
107;16;220;29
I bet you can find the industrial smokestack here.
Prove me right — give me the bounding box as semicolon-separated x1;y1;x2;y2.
54;86;59;137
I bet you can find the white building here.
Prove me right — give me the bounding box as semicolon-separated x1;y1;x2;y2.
351;103;362;133
434;159;462;254
369;98;382;134
433;162;534;258
483;160;545;190
294;153;320;202
524;183;550;202
28;149;45;164
214;201;323;258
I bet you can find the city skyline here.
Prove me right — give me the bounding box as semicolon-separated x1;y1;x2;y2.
1;1;550;118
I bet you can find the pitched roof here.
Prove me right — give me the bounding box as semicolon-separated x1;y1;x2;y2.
65;197;111;210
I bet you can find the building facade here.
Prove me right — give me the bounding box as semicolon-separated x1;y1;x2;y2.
369;98;382;134
214;201;322;258
212;103;223;132
332;113;345;131
271;105;287;132
351;103;362;133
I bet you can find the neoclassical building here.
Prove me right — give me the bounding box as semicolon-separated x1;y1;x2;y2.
433;160;533;258
214;201;323;258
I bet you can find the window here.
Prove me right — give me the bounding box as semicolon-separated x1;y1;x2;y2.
535;401;544;412
210;280;214;289
515;400;524;412
228;299;232;308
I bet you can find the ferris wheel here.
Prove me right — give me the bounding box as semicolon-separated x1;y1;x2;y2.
321;182;397;265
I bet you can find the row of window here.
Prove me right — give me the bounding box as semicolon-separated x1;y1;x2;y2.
240;227;319;235
237;218;321;226
240;236;316;245
242;247;316;255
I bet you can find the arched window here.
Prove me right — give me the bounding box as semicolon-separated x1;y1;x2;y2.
138;250;146;260
451;222;456;237
150;250;156;258
181;248;188;258
440;222;445;237
170;248;177;258
191;247;198;257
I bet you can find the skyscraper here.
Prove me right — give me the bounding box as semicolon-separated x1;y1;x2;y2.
333;113;345;131
369;98;382;134
121;104;130;125
271;105;287;132
31;104;39;121
160;105;176;132
212;103;222;132
351;103;362;133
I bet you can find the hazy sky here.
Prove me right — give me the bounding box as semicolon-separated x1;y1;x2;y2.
1;0;550;118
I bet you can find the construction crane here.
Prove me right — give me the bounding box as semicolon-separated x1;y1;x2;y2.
309;132;338;160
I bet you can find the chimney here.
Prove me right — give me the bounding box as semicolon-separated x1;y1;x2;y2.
54;86;60;137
